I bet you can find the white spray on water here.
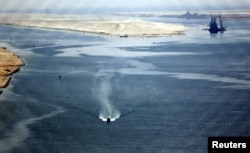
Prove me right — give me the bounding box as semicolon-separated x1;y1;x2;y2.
95;73;120;122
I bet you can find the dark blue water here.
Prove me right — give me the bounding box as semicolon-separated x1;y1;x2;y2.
0;18;250;153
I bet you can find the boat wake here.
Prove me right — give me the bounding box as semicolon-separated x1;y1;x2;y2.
0;104;66;153
95;73;120;122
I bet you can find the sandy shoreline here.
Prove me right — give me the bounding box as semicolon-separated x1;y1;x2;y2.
0;47;25;94
0;13;186;93
0;13;187;37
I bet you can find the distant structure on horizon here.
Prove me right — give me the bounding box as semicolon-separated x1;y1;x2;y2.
113;10;250;21
179;11;209;19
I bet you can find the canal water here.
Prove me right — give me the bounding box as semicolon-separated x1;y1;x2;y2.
0;18;249;153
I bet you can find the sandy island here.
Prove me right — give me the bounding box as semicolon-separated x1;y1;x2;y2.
0;47;25;94
0;13;187;37
0;13;186;93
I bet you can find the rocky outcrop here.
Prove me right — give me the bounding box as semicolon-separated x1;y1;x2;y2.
0;47;25;94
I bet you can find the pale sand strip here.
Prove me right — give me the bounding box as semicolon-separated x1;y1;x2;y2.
0;47;25;93
0;76;11;88
0;13;184;93
0;13;187;37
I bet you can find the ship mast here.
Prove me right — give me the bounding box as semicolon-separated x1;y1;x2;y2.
219;15;223;29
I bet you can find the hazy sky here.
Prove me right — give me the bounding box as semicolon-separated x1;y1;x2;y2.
1;0;250;11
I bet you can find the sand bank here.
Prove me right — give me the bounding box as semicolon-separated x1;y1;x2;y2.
0;47;25;94
0;13;187;37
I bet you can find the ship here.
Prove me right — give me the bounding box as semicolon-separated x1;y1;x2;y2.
204;15;227;34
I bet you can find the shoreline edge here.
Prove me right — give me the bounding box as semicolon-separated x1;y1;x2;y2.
0;47;25;94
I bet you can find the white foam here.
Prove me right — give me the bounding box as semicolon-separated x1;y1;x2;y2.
99;113;120;122
95;73;120;122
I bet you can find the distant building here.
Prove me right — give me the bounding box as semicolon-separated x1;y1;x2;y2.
179;11;209;19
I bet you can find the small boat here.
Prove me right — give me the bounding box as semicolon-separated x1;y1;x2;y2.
107;117;111;123
120;35;128;38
